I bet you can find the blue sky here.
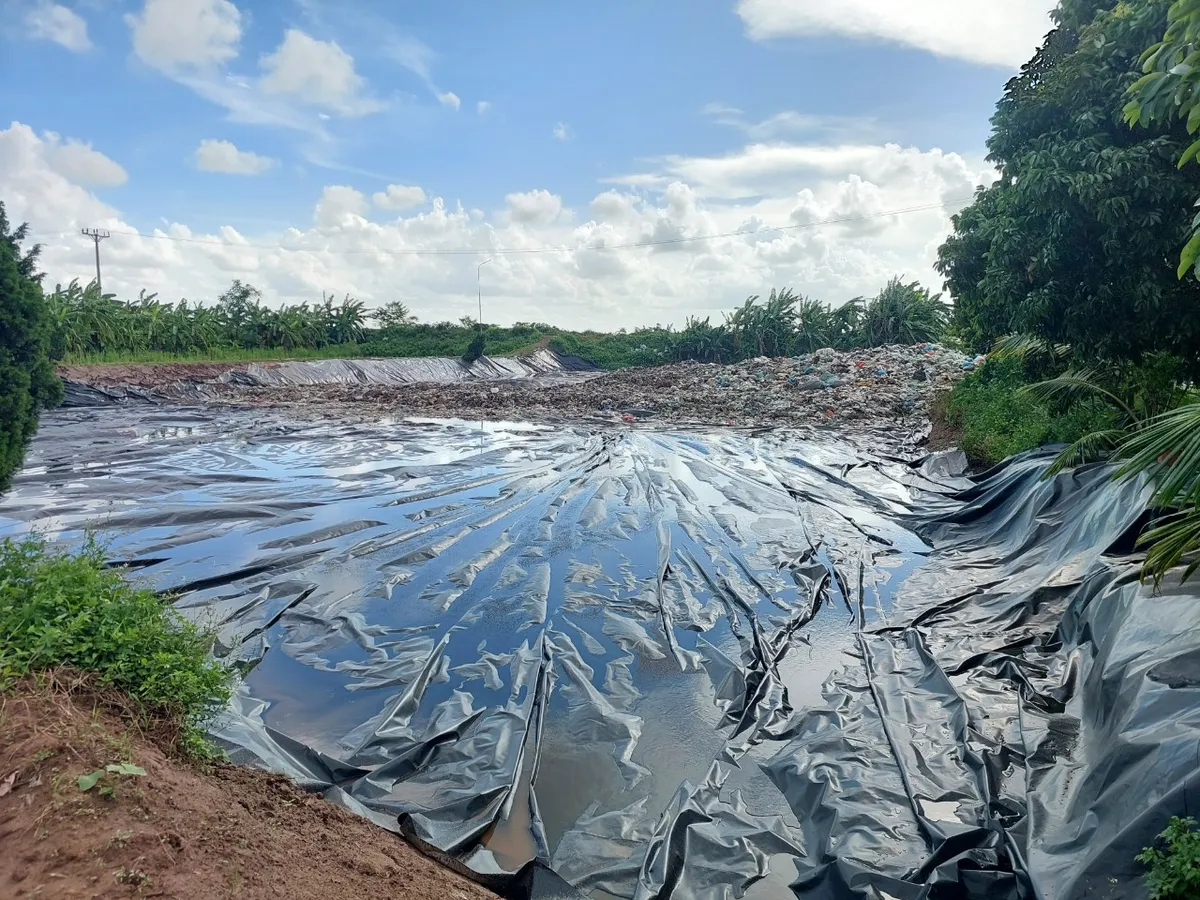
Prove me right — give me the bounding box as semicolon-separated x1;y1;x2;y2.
0;0;1057;328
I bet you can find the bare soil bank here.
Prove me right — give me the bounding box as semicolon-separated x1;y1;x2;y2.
0;679;495;900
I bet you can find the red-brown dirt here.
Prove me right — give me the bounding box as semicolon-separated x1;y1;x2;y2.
0;681;495;900
54;363;246;388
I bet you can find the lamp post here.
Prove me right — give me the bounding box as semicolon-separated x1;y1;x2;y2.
477;257;493;328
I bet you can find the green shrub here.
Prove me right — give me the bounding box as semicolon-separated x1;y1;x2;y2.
0;202;63;490
462;330;487;364
945;357;1112;465
0;536;230;755
1137;817;1200;900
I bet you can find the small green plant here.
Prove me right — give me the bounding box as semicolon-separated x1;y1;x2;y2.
0;536;231;755
1137;816;1200;899
78;763;148;796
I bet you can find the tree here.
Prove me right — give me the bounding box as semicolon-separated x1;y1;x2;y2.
371;301;415;330
936;0;1200;372
1125;0;1200;278
860;277;948;346
0;201;63;491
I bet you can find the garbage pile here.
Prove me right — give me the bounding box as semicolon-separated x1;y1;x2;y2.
223;343;976;442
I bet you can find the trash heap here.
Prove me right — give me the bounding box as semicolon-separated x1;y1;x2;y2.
219;343;980;444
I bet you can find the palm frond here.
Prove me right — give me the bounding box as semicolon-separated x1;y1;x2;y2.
990;333;1071;361
1137;506;1200;586
1045;428;1127;476
1115;402;1200;509
1019;370;1139;424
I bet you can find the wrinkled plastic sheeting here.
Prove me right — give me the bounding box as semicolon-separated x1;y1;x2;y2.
237;349;595;387
2;408;1197;900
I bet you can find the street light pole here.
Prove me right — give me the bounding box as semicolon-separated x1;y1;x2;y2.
477;258;492;327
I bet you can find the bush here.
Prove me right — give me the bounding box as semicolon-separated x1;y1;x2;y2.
0;202;62;490
1137;816;1200;900
0;536;231;755
945;357;1112;465
462;330;487;364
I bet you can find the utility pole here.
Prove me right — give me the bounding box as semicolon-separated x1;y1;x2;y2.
477;257;493;328
81;228;110;294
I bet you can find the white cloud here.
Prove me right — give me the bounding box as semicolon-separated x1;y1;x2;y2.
260;29;379;116
42;133;127;186
314;184;367;225
702;104;872;140
194;139;276;174
552;122;573;142
477;101;492;115
373;184;427;211
735;0;1055;68
591;190;637;221
0;119;992;331
437;91;461;111
505;190;565;225
26;3;91;52
126;0;242;72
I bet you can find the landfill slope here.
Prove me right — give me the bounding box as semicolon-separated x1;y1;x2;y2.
57;343;977;440
1;407;1191;900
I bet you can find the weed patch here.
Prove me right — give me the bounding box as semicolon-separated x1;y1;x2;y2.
0;536;231;755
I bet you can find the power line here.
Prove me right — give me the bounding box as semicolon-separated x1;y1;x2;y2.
46;198;973;259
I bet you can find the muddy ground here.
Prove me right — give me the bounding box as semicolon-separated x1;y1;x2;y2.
0;678;496;900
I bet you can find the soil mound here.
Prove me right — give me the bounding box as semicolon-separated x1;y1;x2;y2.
0;679;494;900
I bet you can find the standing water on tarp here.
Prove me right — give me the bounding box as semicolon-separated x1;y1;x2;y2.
3;405;1197;900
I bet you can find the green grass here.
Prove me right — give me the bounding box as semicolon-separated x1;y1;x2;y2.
0;536;231;756
549;330;677;370
59;324;685;371
61;344;367;365
944;357;1112;465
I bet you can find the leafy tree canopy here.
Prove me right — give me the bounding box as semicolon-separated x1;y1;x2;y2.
0;202;62;491
937;0;1200;372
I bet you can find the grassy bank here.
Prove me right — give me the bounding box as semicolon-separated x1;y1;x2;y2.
60;325;690;370
0;536;230;756
941;357;1111;466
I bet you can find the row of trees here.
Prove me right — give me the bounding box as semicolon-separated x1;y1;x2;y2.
44;274;949;365
48;280;372;358
669;279;947;364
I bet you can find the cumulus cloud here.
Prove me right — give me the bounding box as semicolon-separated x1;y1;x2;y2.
505;190;566;226
477;101;492;115
26;3;91;52
194;139;276;174
1;119;992;330
437;91;461;110
590;191;637;221
260;29;379;116
126;0;242;72
735;0;1055;68
314;185;368;226
552;122;573;142
42;133;127;186
373;184;427;211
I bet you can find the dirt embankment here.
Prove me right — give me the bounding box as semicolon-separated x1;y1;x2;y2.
56;363;250;388
0;679;495;900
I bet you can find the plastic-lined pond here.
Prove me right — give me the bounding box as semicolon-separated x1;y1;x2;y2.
4;405;1197;900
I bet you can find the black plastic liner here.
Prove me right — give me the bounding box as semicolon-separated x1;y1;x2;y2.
2;406;1195;900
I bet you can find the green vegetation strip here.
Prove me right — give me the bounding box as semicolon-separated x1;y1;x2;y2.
0;536;231;757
